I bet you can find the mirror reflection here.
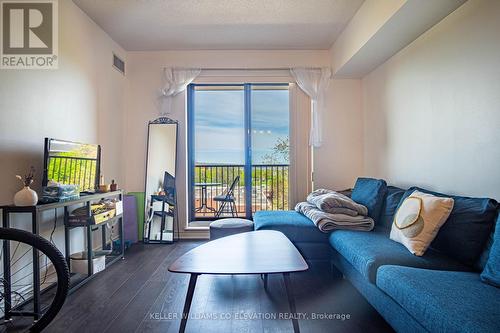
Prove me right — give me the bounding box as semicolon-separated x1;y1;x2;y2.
144;117;178;243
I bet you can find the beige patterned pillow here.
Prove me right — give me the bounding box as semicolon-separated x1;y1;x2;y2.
390;190;454;256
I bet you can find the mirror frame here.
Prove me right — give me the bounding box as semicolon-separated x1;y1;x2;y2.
143;116;179;243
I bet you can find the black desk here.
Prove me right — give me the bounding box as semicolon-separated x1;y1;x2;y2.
0;191;125;323
144;194;176;244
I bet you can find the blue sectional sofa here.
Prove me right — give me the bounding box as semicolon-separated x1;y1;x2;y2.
254;178;500;333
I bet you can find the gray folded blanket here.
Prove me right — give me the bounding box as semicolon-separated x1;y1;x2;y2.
295;202;374;233
306;189;368;216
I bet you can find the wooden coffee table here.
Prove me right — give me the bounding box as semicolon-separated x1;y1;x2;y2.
168;230;309;333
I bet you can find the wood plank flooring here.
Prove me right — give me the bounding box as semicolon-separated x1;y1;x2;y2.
4;241;394;333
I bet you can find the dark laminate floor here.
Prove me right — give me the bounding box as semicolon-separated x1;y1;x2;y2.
12;241;394;333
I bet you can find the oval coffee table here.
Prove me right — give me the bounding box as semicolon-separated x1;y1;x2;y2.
169;230;309;333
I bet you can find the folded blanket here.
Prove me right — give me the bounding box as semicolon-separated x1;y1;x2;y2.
307;189;368;216
295;202;374;233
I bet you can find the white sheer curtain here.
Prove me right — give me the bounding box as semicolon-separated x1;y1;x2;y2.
290;67;332;147
160;67;201;116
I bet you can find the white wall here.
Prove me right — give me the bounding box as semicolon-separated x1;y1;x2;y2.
123;49;331;191
330;0;405;75
314;79;363;191
0;0;127;248
362;0;500;199
0;0;127;201
124;50;352;236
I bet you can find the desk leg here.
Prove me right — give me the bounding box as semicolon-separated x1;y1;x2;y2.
120;216;125;259
160;200;166;242
283;272;300;333
2;210;12;321
32;211;40;320
180;273;198;333
86;202;93;277
64;207;71;268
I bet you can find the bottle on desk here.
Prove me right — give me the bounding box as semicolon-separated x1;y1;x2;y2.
110;179;117;192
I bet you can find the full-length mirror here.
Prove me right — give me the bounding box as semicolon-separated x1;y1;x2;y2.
144;117;178;243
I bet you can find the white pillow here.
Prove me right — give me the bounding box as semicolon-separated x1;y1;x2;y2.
390;190;454;256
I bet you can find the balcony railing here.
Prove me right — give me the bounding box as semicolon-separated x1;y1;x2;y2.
46;156;98;190
193;164;289;219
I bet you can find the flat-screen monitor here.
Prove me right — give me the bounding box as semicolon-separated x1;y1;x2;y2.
42;138;101;192
163;171;176;204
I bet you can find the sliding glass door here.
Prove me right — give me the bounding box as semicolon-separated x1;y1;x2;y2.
188;85;246;220
250;85;290;213
188;83;290;221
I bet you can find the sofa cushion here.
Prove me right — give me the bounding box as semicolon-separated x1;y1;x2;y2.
481;214;500;287
399;187;498;266
378;186;406;231
253;210;329;243
329;228;472;283
377;266;500;333
351;178;387;223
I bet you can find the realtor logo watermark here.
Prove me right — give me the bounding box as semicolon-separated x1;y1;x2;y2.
1;0;58;69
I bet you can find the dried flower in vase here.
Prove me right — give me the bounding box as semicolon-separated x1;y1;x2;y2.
16;166;36;187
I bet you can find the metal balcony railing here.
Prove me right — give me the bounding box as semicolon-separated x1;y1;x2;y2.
46;156;98;190
193;164;289;219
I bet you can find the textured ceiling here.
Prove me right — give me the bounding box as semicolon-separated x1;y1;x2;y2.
72;0;364;51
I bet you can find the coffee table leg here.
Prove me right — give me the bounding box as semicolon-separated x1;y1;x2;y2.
180;273;199;333
263;273;268;290
283;272;300;333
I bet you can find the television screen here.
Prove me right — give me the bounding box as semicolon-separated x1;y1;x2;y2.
42;138;101;192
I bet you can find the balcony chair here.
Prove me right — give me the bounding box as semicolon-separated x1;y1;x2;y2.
214;176;240;218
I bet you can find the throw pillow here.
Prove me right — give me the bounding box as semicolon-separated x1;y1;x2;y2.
398;186;497;266
351;178;387;222
480;215;500;287
390;190;454;256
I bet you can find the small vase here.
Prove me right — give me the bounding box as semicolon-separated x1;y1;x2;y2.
14;186;38;206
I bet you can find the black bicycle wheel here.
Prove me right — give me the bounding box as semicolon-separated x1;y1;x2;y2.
0;227;69;332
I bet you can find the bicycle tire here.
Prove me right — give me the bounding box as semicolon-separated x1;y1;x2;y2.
0;227;70;332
